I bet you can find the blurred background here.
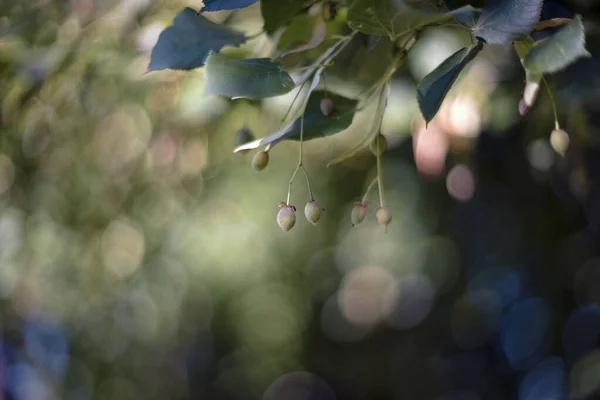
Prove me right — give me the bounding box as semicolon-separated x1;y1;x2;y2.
2;0;600;399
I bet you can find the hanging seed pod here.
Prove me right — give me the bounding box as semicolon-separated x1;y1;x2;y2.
351;202;368;226
304;200;323;225
550;128;570;156
252;151;269;171
376;206;392;232
320;97;334;116
277;204;297;232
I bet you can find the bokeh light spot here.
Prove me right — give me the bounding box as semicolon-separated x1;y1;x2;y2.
519;357;564;400
446;164;475;202
0;154;15;195
93;105;152;176
263;371;336;400
320;295;372;343
24;318;69;381
562;304;600;361
413;121;449;178
444;95;482;139
573;258;600;305
235;284;304;351
383;274;434;330
527;140;554;172
569;350;600;399
452;290;502;349
468;266;521;308
178;138;208;177
101;217;145;278
5;363;50;400
501;298;551;370
338;265;395;326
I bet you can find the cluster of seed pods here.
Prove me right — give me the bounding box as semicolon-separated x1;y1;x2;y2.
235;96;393;233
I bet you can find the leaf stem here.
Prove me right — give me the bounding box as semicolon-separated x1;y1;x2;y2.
287;164;299;205
327;81;389;167
281;79;310;122
355;49;404;105
298;113;315;200
295;31;357;88
376;135;384;207
542;77;560;130
281;32;357;127
287;107;315;203
302;167;314;200
299;113;305;160
361;177;378;203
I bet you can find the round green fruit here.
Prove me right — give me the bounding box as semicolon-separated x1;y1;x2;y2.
277;204;297;232
376;206;392;231
252;151;269;171
351;202;368;226
304;200;323;225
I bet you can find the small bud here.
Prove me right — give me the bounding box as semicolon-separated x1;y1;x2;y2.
351;202;368;226
376;206;392;231
370;133;388;156
320;97;334;116
550;128;570;156
518;98;529;116
252;151;269;171
235;127;255;153
304;200;323;225
277;204;296;232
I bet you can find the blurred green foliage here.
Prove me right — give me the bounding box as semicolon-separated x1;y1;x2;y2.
1;1;600;400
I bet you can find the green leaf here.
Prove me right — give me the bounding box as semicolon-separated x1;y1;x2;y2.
513;36;535;60
148;8;246;71
417;41;484;123
328;35;397;89
243;90;357;147
277;14;316;51
278;15;327;57
204;53;295;99
327;82;390;167
232;38;352;152
523;15;590;75
283;91;358;142
261;0;314;33
474;0;542;44
233;64;325;152
199;0;258;12
347;0;448;40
